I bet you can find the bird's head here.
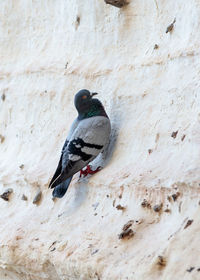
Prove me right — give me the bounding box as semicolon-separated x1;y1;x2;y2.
74;89;98;112
74;89;108;119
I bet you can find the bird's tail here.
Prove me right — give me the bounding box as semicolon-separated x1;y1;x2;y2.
49;160;77;189
52;176;73;198
49;173;66;189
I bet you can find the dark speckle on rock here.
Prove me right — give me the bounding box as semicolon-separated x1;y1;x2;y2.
186;267;195;273
91;249;99;255
181;134;186;141
171;130;178;138
166;18;176;33
118;185;124;199
65;62;68;69
50;247;56;252
153;203;163;212
184;219;193;229
167;196;172;202
49;241;57;252
157;255;166;268
148;149;153;154
119;228;135;240
75;16;80;29
76;16;80;24
0;135;5;143
21;194;28;201
178;201;182;213
172;192;180;201
104;0;129;8
1;93;6;101
0;188;13;201
33;188;42;205
116;204;126;211
95;272;100;280
122;220;134;231
141;199;151;209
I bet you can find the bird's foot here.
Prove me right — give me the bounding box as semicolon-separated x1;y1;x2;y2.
79;165;102;178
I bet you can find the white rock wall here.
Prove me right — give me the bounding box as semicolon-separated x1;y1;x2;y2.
0;0;200;279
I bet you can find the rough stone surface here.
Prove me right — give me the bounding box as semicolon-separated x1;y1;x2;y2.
0;0;200;279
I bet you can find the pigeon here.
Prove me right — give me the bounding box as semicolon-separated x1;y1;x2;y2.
49;89;111;198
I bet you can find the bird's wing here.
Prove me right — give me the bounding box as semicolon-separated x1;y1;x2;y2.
48;118;79;188
49;116;111;189
48;139;68;188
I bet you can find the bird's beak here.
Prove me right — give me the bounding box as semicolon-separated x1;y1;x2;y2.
91;92;98;97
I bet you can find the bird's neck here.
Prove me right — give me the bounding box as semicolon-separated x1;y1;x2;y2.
78;105;108;120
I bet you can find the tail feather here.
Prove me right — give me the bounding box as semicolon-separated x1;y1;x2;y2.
49;173;64;189
49;160;80;189
48;156;63;188
52;176;73;198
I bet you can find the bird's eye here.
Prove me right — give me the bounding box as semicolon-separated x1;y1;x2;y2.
82;95;87;99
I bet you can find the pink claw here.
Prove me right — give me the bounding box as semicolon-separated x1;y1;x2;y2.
79;165;101;178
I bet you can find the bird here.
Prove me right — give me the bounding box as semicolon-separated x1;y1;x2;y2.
49;89;111;198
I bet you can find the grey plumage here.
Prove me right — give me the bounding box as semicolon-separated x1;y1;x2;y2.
49;89;111;198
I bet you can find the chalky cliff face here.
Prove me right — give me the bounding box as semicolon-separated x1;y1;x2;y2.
0;0;200;279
